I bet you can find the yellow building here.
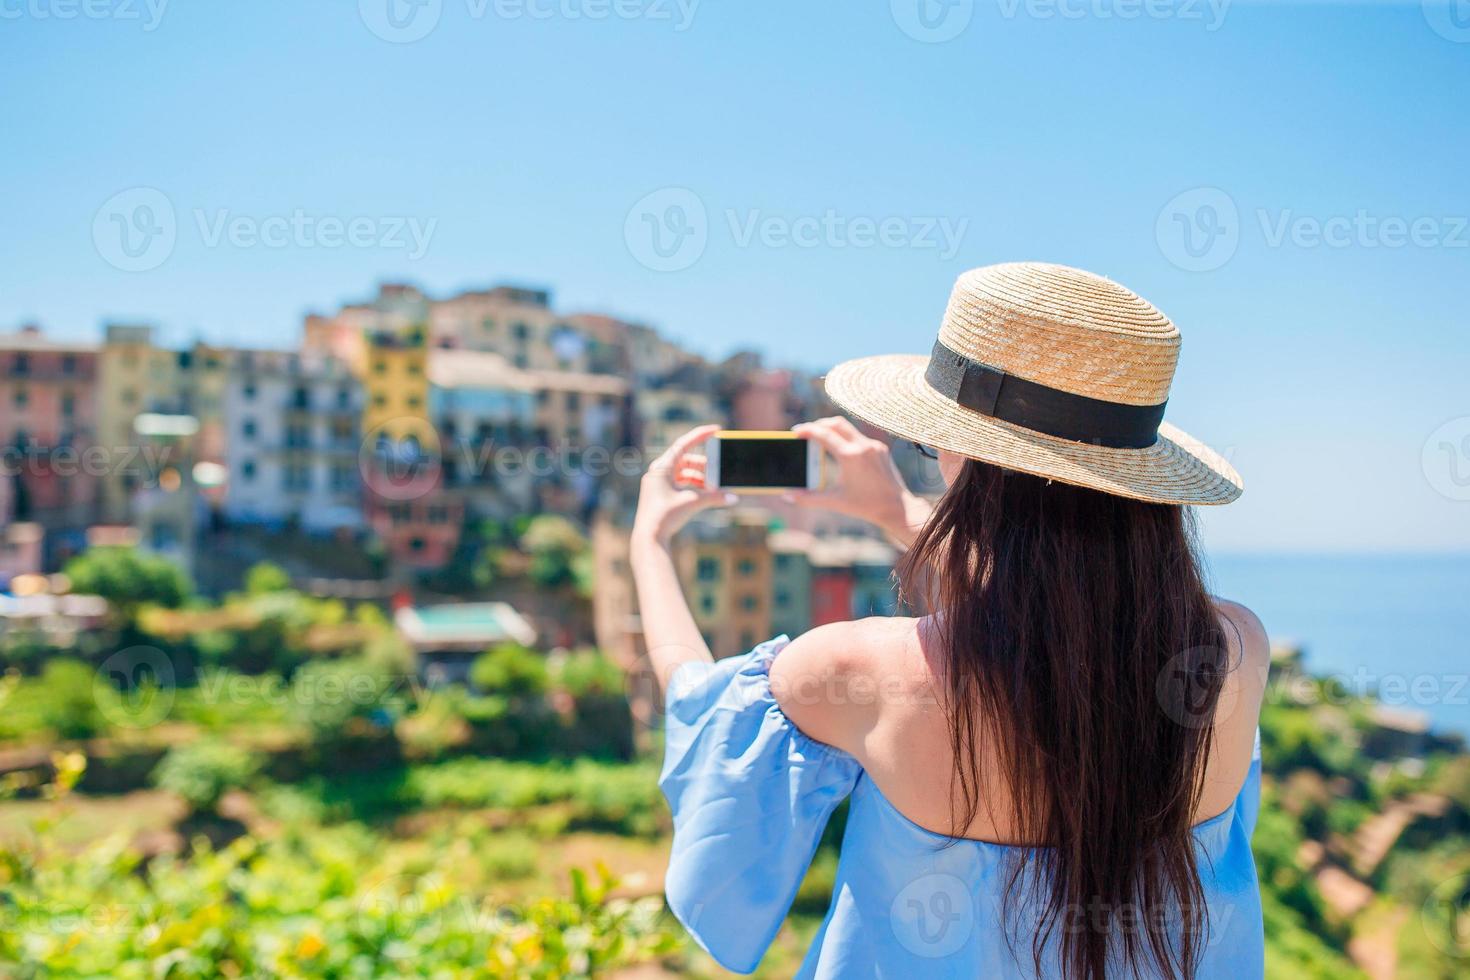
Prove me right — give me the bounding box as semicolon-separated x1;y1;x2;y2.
361;326;432;446
679;510;773;658
97;324;184;521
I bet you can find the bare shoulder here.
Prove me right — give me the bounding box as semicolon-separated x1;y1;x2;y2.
770;617;921;755
1211;597;1270;681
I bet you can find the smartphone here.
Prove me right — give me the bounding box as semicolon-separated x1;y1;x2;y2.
705;431;822;492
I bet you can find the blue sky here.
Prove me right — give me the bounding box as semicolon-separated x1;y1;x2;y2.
2;1;1468;552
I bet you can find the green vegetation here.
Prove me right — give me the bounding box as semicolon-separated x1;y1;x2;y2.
3;549;1468;976
63;546;192;617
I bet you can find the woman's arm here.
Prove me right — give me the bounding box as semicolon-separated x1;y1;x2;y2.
790;417;933;549
630;425;732;698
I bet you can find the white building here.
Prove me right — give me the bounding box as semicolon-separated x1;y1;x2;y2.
223;351;364;533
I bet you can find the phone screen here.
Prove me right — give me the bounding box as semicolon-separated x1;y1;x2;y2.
718;437;809;488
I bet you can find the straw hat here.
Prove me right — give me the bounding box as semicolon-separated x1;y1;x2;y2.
824;262;1242;505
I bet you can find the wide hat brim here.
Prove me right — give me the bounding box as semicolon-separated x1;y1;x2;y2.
826;354;1243;506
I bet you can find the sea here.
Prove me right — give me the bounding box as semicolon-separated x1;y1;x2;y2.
1205;553;1470;738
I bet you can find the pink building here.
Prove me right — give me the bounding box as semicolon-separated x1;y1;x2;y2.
0;326;100;532
732;369;797;430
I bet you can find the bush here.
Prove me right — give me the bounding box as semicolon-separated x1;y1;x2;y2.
0;823;679;978
244;561;291;595
470;643;549;697
34;659;107;741
63;546;192;613
519;515;588;590
151;739;263;814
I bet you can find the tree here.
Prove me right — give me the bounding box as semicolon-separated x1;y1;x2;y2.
243;561;291;595
150;739;262;816
63;547;192;617
470;643;549;697
519;516;588;590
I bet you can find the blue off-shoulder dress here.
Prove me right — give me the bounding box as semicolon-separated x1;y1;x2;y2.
659;637;1265;978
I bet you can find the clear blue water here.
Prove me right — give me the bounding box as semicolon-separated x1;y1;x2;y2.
1205;553;1470;737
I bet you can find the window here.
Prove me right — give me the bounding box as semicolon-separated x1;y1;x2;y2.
740;631;755;651
565;392;581;411
740;594;759;612
61;392;75;417
60;354;76;376
13;387;27;410
737;558;756;577
12;354;29;376
243;382;257;400
409;536;425;552
242;419;257;439
374;360;388;374
775;588;791;607
242;459;256;481
700;594;715;614
406;395;422;410
696;557;720;582
283;463;310;491
285;423;310;448
513;322;530;341
427;505;448;525
337;387;352;409
374;394;387;407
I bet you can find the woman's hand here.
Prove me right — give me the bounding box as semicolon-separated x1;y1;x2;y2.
790;417;932;549
632;424;733;549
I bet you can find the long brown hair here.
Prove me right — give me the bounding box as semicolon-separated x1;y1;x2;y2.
898;458;1228;980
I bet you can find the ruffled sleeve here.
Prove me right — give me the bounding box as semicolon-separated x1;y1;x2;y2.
659;636;862;973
